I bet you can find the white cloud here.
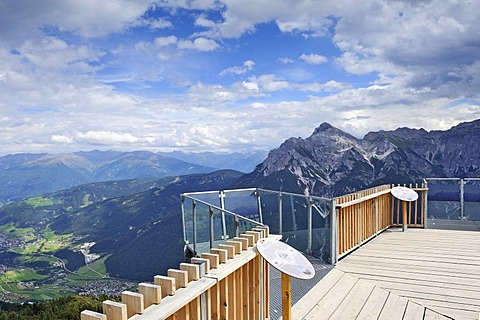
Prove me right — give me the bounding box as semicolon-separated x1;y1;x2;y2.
220;60;255;76
195;15;216;28
77;131;140;144
299;53;328;65
154;36;178;47
51;135;73;144
278;57;294;64
178;38;219;51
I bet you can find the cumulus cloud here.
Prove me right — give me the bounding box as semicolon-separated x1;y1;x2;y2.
154;36;178;47
51;135;73;144
77;131;140;144
278;57;294;64
299;53;328;65
178;38;219;51
220;60;255;76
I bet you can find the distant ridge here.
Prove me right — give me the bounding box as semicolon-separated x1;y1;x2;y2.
0;150;216;204
235;119;480;196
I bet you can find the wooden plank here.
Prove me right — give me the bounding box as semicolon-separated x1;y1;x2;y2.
429;306;479;320
210;248;228;263
282;273;291;320
154;275;176;297
188;296;201;320
242;261;250;320
245;230;261;242
328;279;375;320
226;240;243;254
180;263;200;282
303;273;358;319
220;278;228;320
191;257;211;274
102;300;127;320
80;310;106;320
378;292;408;320
210;283;220;320
138;283;161;307
233;236;249;250
227;269;236;320
236;266;243;320
356;286;389;320
218;244;235;259
201;252;220;269
292;269;345;319
121;291;144;318
423;308;452;320
402;301;426;320
168;269;188;288
239;233;255;247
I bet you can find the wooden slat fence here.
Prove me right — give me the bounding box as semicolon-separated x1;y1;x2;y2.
81;227;272;320
334;184;427;260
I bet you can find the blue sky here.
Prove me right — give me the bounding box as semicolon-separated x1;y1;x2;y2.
0;0;479;155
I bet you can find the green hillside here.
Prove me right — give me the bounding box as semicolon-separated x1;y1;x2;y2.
0;170;243;303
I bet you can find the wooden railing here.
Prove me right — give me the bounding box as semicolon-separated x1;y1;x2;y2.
333;183;428;262
81;227;272;320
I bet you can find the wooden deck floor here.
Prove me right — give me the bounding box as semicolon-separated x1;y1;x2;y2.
293;228;480;320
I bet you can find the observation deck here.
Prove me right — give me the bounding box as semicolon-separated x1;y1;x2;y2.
81;178;480;320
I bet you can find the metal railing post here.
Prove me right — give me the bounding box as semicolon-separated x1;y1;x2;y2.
180;195;187;245
234;214;240;237
219;191;227;239
307;197;313;255
278;192;283;234
256;190;264;224
193;200;197;252
460;179;465;220
423;179;428;228
375;190;379;235
330;198;337;264
209;206;214;249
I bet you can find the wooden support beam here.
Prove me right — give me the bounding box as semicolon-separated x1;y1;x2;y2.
180;263;200;281
255;226;269;237
154;275;176;297
210;248;228;263
138;283;162;307
102;300;127;320
218;244;235;259
226;240;243;254
168;269;188;288
80;310;106;320
233;237;249;250
201;252;220;269
245;230;261;242
239;233;255;247
121;291;144;318
191;257;211;274
252;228;265;238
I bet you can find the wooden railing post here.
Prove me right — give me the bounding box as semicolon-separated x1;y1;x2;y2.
330;198;337;264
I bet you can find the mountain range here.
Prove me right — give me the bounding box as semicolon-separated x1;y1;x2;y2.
0;150;266;205
236;119;480;196
0;119;478;302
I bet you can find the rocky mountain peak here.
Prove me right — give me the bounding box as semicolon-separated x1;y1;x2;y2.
235;119;480;197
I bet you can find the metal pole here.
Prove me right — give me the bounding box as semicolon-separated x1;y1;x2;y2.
180;195;187;245
219;191;227;239
234;214;240;237
209;206;214;249
290;195;297;231
193;200;197;252
256;190;264;224
460;179;465;220
330;198;337;265
423;179;428;229
307;197;313;255
278;193;283;234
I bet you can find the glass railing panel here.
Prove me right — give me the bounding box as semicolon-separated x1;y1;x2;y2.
257;190;280;234
193;201;212;254
311;198;331;263
464;179;480;221
223;189;260;222
281;194;309;254
427;179;461;221
183;197;194;247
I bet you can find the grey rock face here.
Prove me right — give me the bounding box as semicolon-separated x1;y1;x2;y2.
236;120;480;197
